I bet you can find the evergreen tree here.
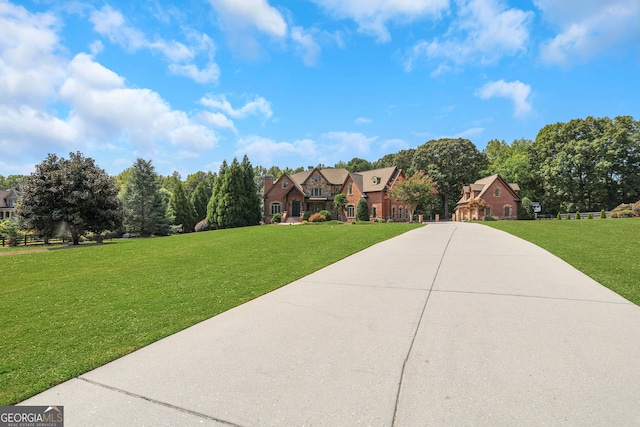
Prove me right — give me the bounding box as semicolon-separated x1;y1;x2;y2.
168;182;197;232
121;158;170;236
241;155;262;226
191;182;209;222
356;197;370;221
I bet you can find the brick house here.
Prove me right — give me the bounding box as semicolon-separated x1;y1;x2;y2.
454;174;520;221
0;187;21;221
263;166;408;223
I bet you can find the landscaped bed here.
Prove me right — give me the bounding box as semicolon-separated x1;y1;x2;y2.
0;222;422;405
483;217;640;306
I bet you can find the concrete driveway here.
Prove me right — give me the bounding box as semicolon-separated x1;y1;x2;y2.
22;222;640;426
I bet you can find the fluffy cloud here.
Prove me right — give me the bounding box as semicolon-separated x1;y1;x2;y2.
476;80;532;117
89;5;219;83
208;0;287;38
236;135;317;165
311;0;448;42
535;0;640;66
405;0;532;72
200;94;273;120
322;131;377;154
0;1;219;169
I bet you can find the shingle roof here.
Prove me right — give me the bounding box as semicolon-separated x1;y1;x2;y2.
357;167;398;193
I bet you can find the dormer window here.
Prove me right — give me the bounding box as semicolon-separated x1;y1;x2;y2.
372;176;380;184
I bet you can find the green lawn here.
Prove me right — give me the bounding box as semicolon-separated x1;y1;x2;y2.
484;218;640;305
0;222;422;405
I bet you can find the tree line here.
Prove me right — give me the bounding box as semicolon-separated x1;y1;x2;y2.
10;153;261;245
4;115;638;243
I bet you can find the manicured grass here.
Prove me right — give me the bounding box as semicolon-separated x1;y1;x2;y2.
0;222;421;404
483;218;640;305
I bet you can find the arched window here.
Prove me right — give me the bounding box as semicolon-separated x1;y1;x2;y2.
271;202;282;215
399;206;403;219
504;205;511;217
392;206;396;219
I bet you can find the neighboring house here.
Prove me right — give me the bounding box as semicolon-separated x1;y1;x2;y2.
454;174;520;221
263;166;407;223
0;186;21;221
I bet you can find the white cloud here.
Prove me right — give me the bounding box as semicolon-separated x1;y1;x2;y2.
59;53;218;154
291;26;321;66
199;111;237;132
476;80;532;117
89;5;219;83
452;127;485;139
200;94;273;120
208;0;287;38
236;135;317;165
311;0;449;42
535;0;640;66
355;117;372;124
0;1;66;106
322;131;377;154
405;0;532;72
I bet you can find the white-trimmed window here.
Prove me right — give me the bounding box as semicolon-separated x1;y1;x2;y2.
347;205;355;218
504;206;511;217
312;188;322;197
271;202;282;215
282;180;288;189
348;183;353;195
494;188;501;197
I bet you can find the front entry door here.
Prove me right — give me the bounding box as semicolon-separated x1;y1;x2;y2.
292;200;301;217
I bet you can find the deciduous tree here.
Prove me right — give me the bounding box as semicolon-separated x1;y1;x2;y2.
388;172;436;222
412;138;487;219
17;152;123;245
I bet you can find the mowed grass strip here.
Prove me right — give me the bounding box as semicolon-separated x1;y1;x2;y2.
0;222;422;404
484;218;640;305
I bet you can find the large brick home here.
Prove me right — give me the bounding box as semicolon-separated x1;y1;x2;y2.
0;186;21;221
263;166;409;223
454;174;520;221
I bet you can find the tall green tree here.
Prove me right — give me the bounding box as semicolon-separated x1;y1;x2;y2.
191;182;209;222
388;172;436;222
356;197;370;221
121;158;170;236
185;171;215;197
531;116;639;213
17;152;123;245
168;182;197;232
412;138;487;218
241;155;263;226
483;138;539;201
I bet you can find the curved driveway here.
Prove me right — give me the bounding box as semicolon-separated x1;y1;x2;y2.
23;222;640;426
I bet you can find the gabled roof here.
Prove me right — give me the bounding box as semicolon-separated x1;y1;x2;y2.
356;167;398;193
319;168;349;185
263;173;306;199
456;174;520;206
0;187;21;209
290;169;313;185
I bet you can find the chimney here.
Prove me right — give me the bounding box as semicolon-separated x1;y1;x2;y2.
264;174;274;192
308;166;314;171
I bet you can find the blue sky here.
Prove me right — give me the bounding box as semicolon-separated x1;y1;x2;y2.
1;0;639;177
